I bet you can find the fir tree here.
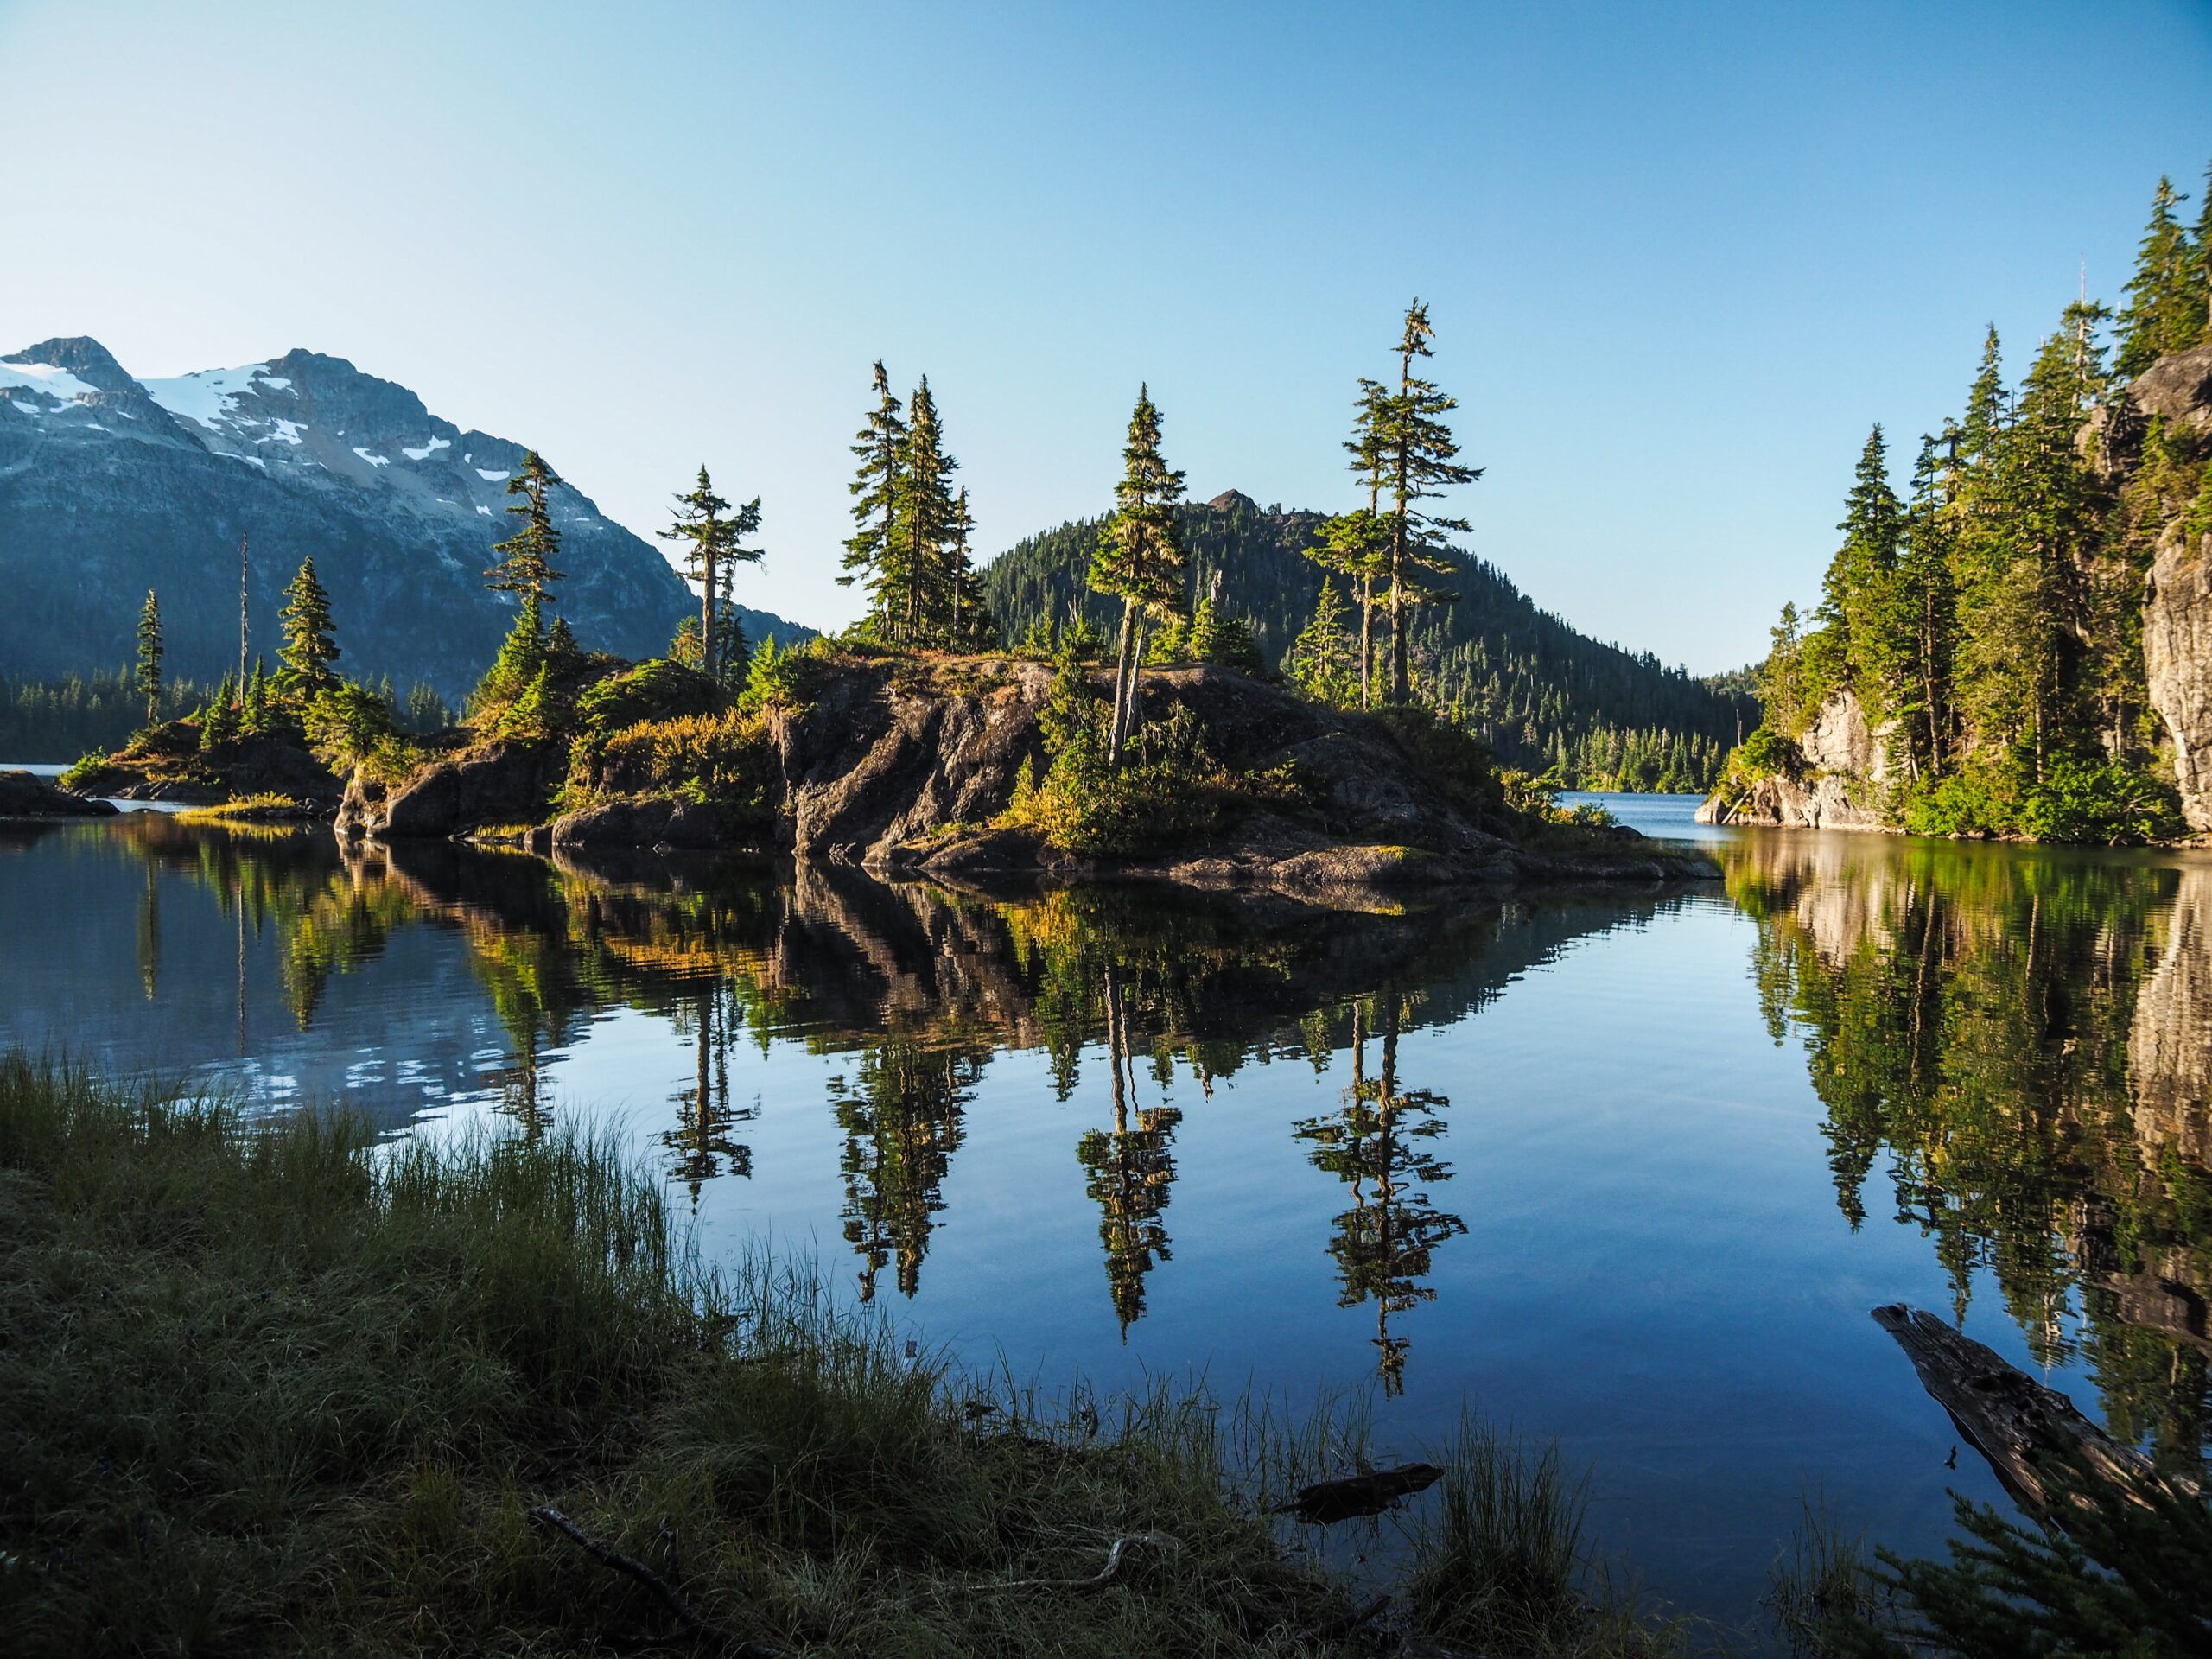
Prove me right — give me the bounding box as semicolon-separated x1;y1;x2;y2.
1819;425;1908;719
839;361;908;613
275;556;339;703
1087;386;1187;767
485;450;567;609
1307;378;1394;707
2116;175;2197;378
134;589;163;728
243;658;270;735
1378;301;1478;704
658;466;762;681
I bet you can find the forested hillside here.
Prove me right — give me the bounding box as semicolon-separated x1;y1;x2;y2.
982;490;1749;790
1712;164;2212;842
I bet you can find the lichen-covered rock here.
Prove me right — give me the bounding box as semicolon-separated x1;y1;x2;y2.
337;741;562;840
0;770;118;819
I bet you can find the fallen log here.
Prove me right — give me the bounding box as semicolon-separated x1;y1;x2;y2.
962;1529;1181;1592
1269;1462;1443;1525
1871;1304;2200;1512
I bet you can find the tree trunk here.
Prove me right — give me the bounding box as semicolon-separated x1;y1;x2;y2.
702;550;719;682
1358;575;1373;709
1108;597;1138;770
1389;575;1408;706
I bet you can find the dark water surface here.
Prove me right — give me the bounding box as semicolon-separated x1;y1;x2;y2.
4;797;2209;1639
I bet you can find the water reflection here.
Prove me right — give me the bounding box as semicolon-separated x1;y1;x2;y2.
1723;835;2212;1465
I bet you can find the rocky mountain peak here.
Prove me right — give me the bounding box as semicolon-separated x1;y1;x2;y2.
5;334;137;395
1207;488;1259;513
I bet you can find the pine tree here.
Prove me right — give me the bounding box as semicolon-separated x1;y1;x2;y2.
485;450;567;609
276;556;340;703
1819;425;1908;718
945;486;992;648
1896;433;1958;775
243;658;270;735
658;466;761;682
2116;175;2197;377
134;589;163;728
840;361;908;615
1378;302;1478;704
1087;386;1187;767
2193;160;2212;346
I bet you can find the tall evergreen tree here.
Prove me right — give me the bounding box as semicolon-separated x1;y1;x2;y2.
839;361;908;616
1307;378;1393;708
893;376;961;645
1819;425;1909;718
1287;576;1357;705
2116;175;2197;378
945;486;991;648
658;466;762;682
275;556;339;703
1378;301;1478;704
1087;386;1187;767
485;450;567;610
134;589;163;728
1895;432;1959;776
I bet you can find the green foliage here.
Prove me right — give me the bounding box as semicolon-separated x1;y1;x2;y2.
589;709;776;812
1791;1462;2212;1659
734;634;816;715
1375;300;1478;704
575;657;718;740
302;681;396;774
2117;173;2208;378
1729;723;1802;783
468;594;582;743
2018;754;2185;845
838;366;981;650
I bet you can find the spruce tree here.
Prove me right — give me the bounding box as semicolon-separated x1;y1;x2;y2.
276;556;340;704
1087;386;1187;767
1378;301;1478;704
658;466;761;681
134;589;163;728
2116;175;2196;377
945;486;991;648
485;451;567;609
1818;426;1907;718
839;361;908;616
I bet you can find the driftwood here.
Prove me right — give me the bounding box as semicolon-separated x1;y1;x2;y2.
1871;1304;2201;1511
528;1505;785;1657
964;1530;1182;1592
1270;1463;1443;1525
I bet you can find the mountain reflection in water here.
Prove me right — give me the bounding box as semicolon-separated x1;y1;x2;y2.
3;810;2208;1631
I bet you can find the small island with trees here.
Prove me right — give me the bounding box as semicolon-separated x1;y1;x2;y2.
44;302;1715;901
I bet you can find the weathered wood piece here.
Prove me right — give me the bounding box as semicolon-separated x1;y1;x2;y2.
1871;1304;2200;1511
528;1504;785;1656
964;1530;1182;1592
1269;1462;1443;1525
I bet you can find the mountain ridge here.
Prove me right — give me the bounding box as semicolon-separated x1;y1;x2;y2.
0;336;808;696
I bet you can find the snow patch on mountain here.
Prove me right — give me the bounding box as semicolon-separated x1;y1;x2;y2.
143;363;287;430
352;446;391;467
475;467;509;481
402;436;451;461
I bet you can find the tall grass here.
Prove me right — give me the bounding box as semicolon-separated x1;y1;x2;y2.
0;1054;1697;1656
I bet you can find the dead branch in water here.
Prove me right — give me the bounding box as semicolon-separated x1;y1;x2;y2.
1270;1463;1443;1525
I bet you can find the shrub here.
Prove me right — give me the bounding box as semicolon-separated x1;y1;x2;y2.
589;709;775;813
735;636;818;715
2019;755;2184;846
574;657;718;740
1731;723;1802;782
302;681;396;773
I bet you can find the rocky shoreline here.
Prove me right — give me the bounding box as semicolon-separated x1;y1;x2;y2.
327;659;1719;904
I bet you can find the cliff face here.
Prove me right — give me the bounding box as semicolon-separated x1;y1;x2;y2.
2136;345;2212;833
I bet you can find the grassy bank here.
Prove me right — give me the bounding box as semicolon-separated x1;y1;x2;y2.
0;1055;1689;1658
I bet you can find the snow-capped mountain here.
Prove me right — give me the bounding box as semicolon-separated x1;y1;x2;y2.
0;337;804;692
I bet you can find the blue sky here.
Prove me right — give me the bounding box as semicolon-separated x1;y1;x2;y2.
3;1;2208;671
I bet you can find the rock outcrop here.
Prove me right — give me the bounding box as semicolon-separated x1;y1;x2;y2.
336;741;563;841
2146;520;2212;833
65;726;341;810
0;770;118;819
1695;690;1891;830
343;658;1716;900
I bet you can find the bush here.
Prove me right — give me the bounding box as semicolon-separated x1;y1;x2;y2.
302;681;396;773
574;657;718;739
1731;723;1802;782
735;636;819;715
2018;755;2184;846
588;709;775;813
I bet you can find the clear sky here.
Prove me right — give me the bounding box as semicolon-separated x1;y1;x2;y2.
3;1;2208;671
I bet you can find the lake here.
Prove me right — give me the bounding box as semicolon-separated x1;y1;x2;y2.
3;792;2207;1642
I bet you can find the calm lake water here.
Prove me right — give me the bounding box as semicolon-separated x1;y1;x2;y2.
3;793;2208;1640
